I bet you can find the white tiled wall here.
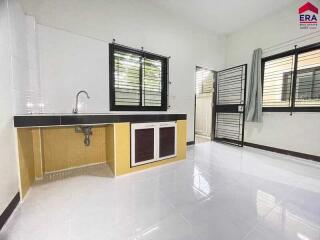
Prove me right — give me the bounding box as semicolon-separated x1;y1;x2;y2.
26;15;42;113
0;0;38;215
0;0;22;214
7;0;34;114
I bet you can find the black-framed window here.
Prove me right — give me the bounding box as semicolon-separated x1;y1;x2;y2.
109;43;168;111
262;43;320;112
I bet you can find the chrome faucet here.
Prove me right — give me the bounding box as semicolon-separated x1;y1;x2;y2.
73;90;90;114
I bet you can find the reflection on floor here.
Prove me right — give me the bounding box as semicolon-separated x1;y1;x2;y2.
1;142;320;240
195;134;211;144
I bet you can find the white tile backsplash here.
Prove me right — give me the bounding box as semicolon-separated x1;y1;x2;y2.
26;15;41;113
6;1;40;114
8;0;28;61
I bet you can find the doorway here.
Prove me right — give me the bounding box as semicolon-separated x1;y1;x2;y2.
194;66;216;144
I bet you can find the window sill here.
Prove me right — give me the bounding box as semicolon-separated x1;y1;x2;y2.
262;107;320;112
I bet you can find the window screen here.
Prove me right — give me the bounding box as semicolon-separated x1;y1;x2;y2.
110;44;168;111
262;44;320;111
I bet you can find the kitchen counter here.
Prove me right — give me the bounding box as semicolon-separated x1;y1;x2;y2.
14;113;187;127
15;112;187;198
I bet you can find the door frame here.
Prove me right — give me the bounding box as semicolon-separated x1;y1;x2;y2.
193;66;217;144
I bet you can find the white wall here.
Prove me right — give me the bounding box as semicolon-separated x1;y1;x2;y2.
37;25;108;114
17;0;226;142
0;0;29;215
225;0;320;156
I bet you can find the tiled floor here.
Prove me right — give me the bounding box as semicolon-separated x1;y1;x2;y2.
195;135;211;144
1;142;320;240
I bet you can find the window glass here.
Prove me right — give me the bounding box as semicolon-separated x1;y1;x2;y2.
295;49;320;107
143;58;162;107
262;45;320;110
114;50;141;106
263;55;295;107
110;44;168;111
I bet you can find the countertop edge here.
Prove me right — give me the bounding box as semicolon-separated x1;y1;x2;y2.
14;114;187;128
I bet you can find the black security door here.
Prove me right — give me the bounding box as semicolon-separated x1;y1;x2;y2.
214;64;247;146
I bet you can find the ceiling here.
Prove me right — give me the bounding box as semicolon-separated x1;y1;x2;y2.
150;0;295;34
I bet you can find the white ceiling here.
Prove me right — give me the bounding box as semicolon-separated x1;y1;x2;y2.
150;0;295;34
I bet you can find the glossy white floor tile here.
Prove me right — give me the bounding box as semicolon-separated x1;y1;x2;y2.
1;142;320;240
195;135;211;144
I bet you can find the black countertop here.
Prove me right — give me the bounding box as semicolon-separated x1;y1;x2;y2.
14;113;187;127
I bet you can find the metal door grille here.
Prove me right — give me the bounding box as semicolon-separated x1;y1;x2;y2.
214;64;247;146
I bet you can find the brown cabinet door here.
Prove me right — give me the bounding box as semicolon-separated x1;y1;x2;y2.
131;122;176;167
159;126;176;159
134;128;155;164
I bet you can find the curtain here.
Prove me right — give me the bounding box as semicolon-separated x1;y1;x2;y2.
245;48;263;122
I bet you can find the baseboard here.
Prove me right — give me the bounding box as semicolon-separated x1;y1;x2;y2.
0;192;20;231
244;142;320;163
187;141;195;145
214;138;242;147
